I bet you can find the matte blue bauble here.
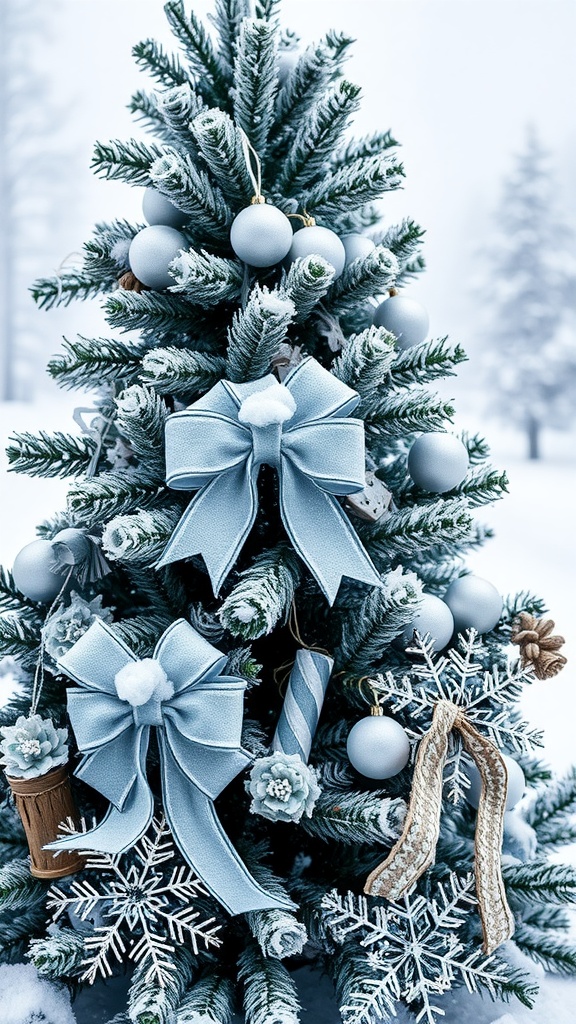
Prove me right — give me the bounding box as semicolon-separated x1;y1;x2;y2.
288;225;346;278
347;714;410;780
373;295;429;349
142;187;187;229
128;225;187;290
230;204;293;268
464;755;526;811
408;433;469;493
402;593;454;651
12;540;62;604
444;575;502;634
342;233;376;266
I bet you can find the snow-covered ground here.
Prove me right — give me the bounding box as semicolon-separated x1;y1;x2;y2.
1;398;576;1024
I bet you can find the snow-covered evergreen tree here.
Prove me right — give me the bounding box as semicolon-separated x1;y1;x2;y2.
0;4;574;1023
479;125;576;459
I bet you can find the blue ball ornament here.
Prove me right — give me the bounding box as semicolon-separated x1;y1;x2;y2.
142;187;187;229
12;540;62;604
408;433;469;493
128;225;187;290
230;203;293;268
342;233;376;266
443;575;502;635
347;713;410;780
373;295;429;349
464;755;526;811
402;594;454;652
288;225;346;278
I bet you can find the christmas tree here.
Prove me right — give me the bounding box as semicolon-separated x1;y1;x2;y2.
1;3;575;1022
478;125;576;460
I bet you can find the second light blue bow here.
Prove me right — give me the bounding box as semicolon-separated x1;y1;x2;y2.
157;357;381;604
46;618;294;916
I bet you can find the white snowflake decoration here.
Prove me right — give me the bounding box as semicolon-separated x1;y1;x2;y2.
47;817;222;986
368;630;542;802
323;874;519;1024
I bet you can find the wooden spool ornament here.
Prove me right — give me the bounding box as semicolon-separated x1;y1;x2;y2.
7;764;84;878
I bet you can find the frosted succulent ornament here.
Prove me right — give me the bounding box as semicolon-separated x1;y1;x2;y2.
373;292;429;349
0;714;68;779
43;593;112;663
287;216;346;278
128;224;187;290
247;751;321;823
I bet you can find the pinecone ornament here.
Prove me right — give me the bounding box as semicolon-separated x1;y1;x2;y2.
511;612;567;679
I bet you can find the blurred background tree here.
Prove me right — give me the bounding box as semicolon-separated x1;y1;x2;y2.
478;125;576;460
0;0;74;402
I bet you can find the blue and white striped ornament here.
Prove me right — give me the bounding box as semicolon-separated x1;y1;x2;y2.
272;649;333;763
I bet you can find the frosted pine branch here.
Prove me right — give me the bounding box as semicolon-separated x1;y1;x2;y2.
141;348;226;401
28;927;85;979
280;256;335;322
164;0;229;108
6;430;97;479
233;19;278;155
67;474;163;528
132;38;189;88
331;326;396;398
102;507;182;565
278;80;361;193
337;567;423;670
49;335;148;391
238;942;301;1024
226;285;295;382
150;151;232;242
191;109;254;204
326;246;398;317
219;544;301;639
169;247;244;304
156;83;206;138
302;154;404;220
176;971;236;1024
302;790;406;847
115;385;167;482
92;138;165;186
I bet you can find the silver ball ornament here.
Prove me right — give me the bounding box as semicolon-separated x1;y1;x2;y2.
288;225;346;278
342;233;376;266
444;575;503;634
408;433;469;493
347;714;410;780
128;225;187;290
401;594;454;651
230;203;293;268
464;755;526;811
142;186;187;229
12;540;62;604
373;295;429;349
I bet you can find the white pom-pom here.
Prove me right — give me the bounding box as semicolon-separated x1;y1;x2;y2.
238;382;297;428
114;659;174;707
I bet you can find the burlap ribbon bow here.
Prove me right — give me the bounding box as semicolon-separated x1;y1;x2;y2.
364;699;515;954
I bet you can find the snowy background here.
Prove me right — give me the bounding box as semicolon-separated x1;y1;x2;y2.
1;1;575;1021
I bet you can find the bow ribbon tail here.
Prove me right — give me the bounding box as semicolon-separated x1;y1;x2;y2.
364;700;515;955
46;728;153;855
159;739;296;916
280;462;382;605
458;715;516;954
157;465;257;595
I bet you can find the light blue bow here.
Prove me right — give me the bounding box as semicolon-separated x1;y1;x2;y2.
157;357;381;604
46;618;294;916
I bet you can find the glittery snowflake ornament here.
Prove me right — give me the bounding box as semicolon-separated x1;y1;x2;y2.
47;817;222;986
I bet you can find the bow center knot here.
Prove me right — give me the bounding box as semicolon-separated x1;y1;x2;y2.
114;658;174;728
238;381;296;469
